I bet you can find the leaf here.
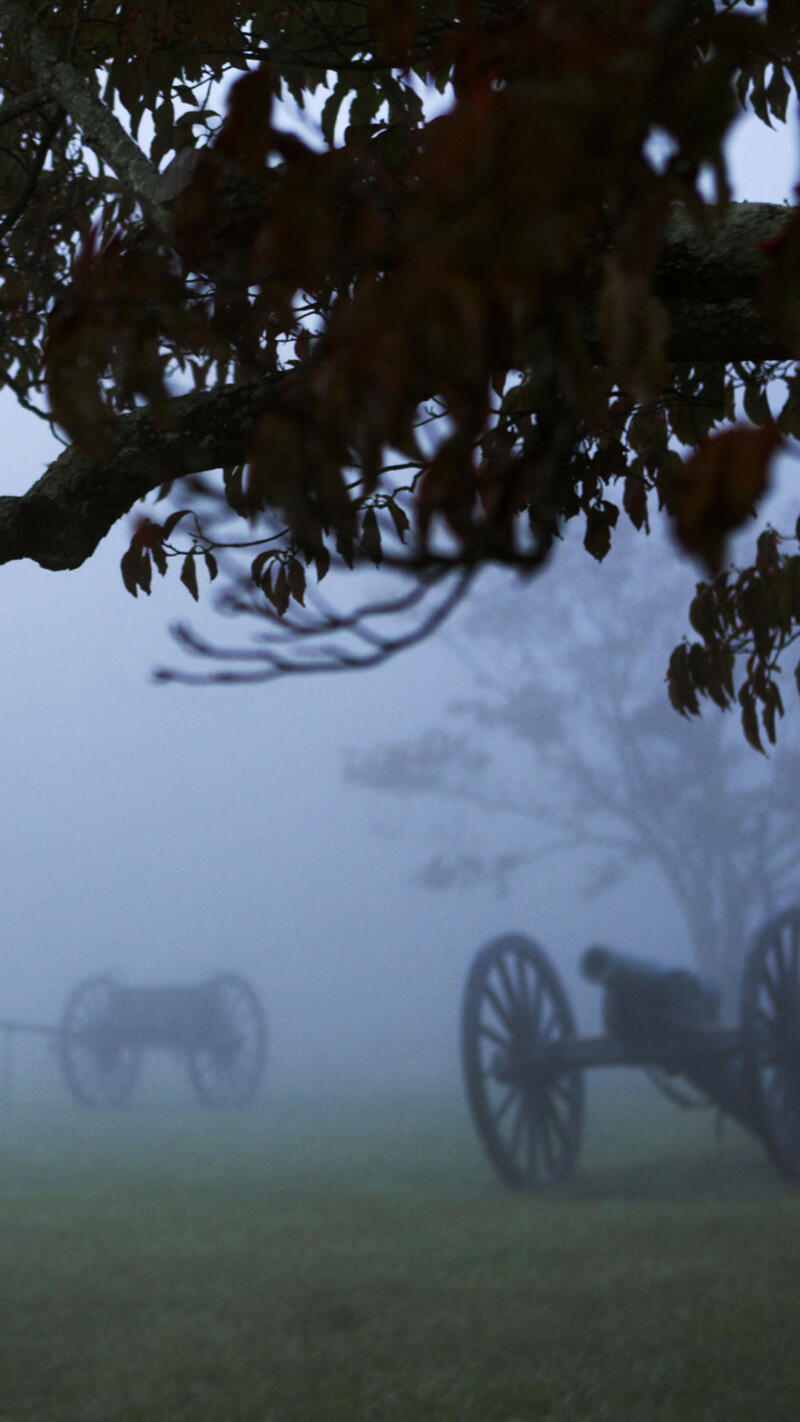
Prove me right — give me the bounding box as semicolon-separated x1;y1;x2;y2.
336;530;355;569
688;585;719;642
766;62;791;124
121;544;143;598
739;686;764;754
216;64;275;179
743;380;771;426
668;424;781;573
417;441;474;544
320;77;352;147
667;643;700;718
748;61;771;126
623;472;648;531
388;499;410;544
286;556;306;604
347;81;382;139
152;540;168;576
583;501;619;562
251;549;272;584
314;545;331;583
163;509;192;540
359;506;383;566
204;551;218;582
294;328;312;361
272;563;290;616
762;681;784;746
777;383;800;438
180;553;199;600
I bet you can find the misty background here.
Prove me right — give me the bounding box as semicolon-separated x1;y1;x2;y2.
0;102;797;1107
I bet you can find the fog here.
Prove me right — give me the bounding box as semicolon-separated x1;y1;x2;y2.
0;101;797;1117
0;395;693;1112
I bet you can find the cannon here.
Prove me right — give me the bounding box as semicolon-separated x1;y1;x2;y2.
461;906;800;1187
59;974;266;1108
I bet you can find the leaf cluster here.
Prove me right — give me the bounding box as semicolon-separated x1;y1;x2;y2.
2;1;800;727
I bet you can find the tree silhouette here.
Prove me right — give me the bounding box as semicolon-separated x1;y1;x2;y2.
346;532;800;1000
1;2;800;735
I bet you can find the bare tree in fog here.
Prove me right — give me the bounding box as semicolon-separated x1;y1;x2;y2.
345;534;800;1004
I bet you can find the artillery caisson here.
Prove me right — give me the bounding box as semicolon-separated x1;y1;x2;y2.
461;907;800;1187
59;974;266;1108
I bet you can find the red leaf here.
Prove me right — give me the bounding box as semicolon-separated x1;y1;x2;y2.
669;424;781;573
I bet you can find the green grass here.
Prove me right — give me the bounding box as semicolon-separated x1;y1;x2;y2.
0;1077;797;1421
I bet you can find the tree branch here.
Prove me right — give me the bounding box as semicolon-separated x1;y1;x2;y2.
0;374;288;570
657;202;792;362
0;0;170;235
0;202;793;573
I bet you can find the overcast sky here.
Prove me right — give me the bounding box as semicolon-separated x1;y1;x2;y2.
0;99;797;1105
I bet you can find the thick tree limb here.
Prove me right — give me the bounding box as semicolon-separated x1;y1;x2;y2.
658;201;793;362
0;374;288;570
0;201;793;574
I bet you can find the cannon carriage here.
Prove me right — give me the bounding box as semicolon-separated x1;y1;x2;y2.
59;973;266;1108
461;906;800;1187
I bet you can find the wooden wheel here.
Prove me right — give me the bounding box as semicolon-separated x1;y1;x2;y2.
741;907;800;1179
59;976;140;1108
461;935;584;1188
187;973;266;1106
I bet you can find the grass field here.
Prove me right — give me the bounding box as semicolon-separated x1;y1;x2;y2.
0;1076;798;1421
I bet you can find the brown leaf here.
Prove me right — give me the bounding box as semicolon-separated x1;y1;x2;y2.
668;424;781;573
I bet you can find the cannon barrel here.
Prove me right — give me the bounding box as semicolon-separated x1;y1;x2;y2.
580;945;721;1044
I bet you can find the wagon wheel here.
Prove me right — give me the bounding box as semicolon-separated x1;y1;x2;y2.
462;934;584;1189
187;973;266;1106
741;907;800;1179
59;975;140;1108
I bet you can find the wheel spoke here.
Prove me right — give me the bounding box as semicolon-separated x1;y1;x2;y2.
508;1090;527;1162
478;1020;511;1050
761;960;781;1008
538;1102;555;1177
743;909;800;1180
496;954;519;1020
462;935;584;1189
484;982;513;1032
530;976;543;1038
516;949;529;1009
491;1080;522;1127
543;1092;570;1152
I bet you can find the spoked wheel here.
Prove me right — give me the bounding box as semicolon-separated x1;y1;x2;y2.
462;934;584;1189
741;907;800;1179
59;975;140;1108
187;973;267;1106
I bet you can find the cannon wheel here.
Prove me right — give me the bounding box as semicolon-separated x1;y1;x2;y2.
462;934;584;1188
187;973;266;1106
741;907;800;1179
59;975;140;1108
